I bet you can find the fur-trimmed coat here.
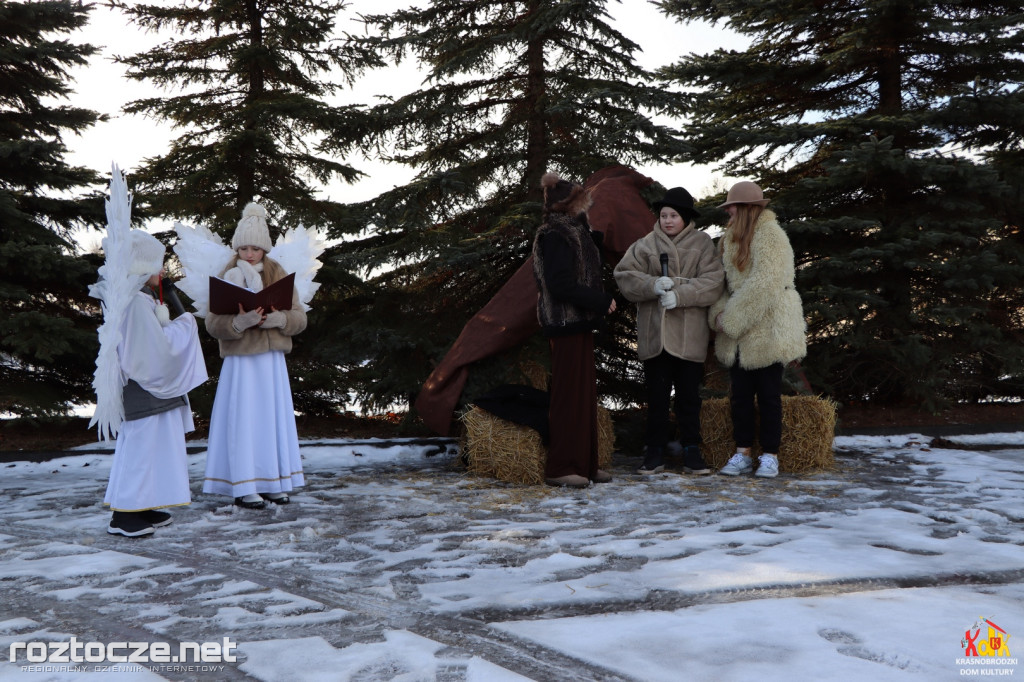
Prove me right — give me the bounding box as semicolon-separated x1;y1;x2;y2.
205;256;307;357
614;221;723;362
532;195;613;338
708;209;806;369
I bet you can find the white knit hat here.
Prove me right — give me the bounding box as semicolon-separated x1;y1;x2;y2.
232;202;273;252
128;230;166;276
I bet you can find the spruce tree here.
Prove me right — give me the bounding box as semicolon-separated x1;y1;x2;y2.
0;0;106;417
660;0;1024;408
112;0;374;227
344;0;687;413
111;0;380;415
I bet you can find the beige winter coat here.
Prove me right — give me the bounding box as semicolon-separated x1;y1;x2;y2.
614;221;724;362
708;209;806;370
205;258;307;358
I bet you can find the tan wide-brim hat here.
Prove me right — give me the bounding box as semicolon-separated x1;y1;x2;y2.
718;180;770;208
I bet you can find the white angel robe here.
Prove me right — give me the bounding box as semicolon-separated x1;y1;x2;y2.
104;293;208;511
202;350;304;498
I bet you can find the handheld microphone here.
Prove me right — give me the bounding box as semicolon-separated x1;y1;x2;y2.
161;278;187;317
660;253;669;278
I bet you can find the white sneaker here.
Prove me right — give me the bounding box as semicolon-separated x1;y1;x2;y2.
755;454;779;478
719;453;753;476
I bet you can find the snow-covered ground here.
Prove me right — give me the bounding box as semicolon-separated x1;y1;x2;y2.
1;432;1022;681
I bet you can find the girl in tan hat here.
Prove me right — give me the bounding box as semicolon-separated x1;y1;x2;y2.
203;203;308;509
708;182;806;478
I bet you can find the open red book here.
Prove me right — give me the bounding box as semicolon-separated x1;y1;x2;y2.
208;273;295;315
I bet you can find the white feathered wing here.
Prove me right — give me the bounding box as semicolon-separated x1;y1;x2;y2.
88;164;146;441
172;222;233;317
268;224;325;312
173;220;324;314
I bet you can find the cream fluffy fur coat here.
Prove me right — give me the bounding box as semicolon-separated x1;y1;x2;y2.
708;209;806;369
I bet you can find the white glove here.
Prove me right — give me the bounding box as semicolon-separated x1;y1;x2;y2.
261;311;287;329
233;308;263;331
653;276;674;294
659;291;678;309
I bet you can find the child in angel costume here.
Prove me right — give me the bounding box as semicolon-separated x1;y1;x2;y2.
90;167;208;537
174;202;323;510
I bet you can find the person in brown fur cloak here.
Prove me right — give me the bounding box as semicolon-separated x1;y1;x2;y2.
532;172;617;487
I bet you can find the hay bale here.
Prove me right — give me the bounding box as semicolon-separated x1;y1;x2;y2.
463;406;614;485
700;395;837;473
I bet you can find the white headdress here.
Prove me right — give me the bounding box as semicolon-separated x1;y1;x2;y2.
88;164;166;441
128;230;165;277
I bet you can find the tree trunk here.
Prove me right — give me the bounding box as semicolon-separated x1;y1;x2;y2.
523;0;547;204
238;0;264;212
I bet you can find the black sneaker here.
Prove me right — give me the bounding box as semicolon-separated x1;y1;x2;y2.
140;509;172;527
637;446;665;475
108;511;155;537
681;445;712;475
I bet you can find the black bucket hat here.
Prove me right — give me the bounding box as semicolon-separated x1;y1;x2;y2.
652;187;700;222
